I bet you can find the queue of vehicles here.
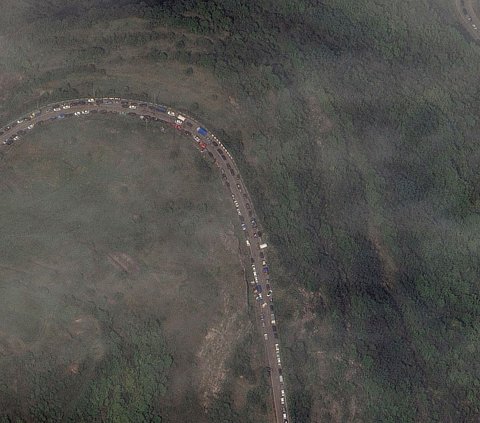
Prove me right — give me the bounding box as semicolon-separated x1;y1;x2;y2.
0;97;289;423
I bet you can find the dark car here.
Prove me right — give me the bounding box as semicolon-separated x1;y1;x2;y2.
221;155;227;160
212;141;218;147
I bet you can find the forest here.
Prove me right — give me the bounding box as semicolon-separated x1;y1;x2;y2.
0;0;479;421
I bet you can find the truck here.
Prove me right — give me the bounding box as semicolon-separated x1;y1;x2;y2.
259;243;268;249
197;127;208;136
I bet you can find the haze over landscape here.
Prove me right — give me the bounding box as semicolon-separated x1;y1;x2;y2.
0;1;480;422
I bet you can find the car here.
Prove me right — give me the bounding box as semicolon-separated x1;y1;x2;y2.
140;103;148;107
236;183;242;190
212;141;218;147
194;135;200;142
275;344;279;352
271;319;276;325
281;397;285;404
87;98;95;103
241;223;247;231
246;239;250;246
272;324;277;332
250;257;255;264
3;138;13;145
274;332;278;339
253;232;258;238
264;333;268;340
74;111;81;116
262;260;267;266
221;155;227;160
167;110;175;116
82;110;90;114
246;203;251;209
17;119;24;124
270;304;274;311
251;218;257;227
27;124;34;130
62;105;70;109
53;107;61;112
129;105;137;109
281;389;285;397
260;252;265;258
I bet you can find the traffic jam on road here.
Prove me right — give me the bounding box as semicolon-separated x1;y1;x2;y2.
0;97;289;423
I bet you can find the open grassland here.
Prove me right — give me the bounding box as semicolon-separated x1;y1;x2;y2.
1;0;480;421
0;116;268;423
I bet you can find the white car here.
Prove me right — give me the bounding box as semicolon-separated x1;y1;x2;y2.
17;119;24;124
281;389;285;397
27;124;34;130
129;105;137;109
53;107;61;112
275;344;279;352
264;333;268;340
74;111;81;116
246;240;250;246
62;105;70;109
87;98;95;103
13;135;19;141
82;110;90;114
167;110;175;116
281;397;285;405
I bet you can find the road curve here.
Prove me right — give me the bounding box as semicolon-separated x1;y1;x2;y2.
0;98;290;423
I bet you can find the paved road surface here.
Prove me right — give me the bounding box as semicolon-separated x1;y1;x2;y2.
455;0;480;40
0;98;290;423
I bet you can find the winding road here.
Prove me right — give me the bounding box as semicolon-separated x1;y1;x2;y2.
0;98;289;423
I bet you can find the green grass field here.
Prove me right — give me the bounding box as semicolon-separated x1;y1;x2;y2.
0;115;268;422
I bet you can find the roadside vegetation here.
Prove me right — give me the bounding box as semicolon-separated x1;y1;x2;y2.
0;0;480;421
